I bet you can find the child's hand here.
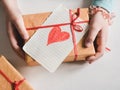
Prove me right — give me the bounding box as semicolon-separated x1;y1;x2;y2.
1;0;29;58
85;10;110;64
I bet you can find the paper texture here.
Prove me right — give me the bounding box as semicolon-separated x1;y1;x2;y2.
23;5;88;72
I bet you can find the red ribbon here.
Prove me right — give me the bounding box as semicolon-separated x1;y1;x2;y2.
105;47;111;51
26;8;89;61
0;70;25;90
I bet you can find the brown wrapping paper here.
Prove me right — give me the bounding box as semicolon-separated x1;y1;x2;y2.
0;55;33;90
23;8;95;66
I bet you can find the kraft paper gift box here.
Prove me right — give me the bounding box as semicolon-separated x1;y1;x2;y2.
0;55;33;90
23;7;95;66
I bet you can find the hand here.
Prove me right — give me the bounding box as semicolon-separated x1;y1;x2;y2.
85;11;109;64
1;0;29;58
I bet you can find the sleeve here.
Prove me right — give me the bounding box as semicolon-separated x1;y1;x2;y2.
92;0;113;12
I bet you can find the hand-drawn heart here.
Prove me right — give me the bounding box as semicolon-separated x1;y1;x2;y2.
47;26;70;45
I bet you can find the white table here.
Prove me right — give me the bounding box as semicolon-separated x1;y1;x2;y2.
0;0;120;90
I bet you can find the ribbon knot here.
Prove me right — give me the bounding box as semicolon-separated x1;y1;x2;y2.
0;70;25;90
71;22;76;26
12;79;25;90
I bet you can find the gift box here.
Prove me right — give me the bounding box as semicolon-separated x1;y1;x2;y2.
0;55;33;90
23;7;95;66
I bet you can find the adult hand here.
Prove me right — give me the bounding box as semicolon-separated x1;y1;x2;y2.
85;11;109;64
1;0;29;58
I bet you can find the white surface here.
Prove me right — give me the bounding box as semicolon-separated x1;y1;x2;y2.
0;0;120;90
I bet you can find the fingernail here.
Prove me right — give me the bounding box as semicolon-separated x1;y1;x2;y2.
86;42;92;47
86;60;91;64
24;34;29;40
86;59;92;64
89;61;92;64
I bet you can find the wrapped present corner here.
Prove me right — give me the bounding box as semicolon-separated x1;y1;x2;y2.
0;55;33;90
22;6;95;67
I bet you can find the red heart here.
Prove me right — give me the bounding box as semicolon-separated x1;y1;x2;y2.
47;26;70;45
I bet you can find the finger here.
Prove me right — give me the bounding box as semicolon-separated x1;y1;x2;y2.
86;52;104;64
87;27;108;63
7;19;25;58
1;0;29;40
12;15;29;41
85;23;100;48
87;32;105;63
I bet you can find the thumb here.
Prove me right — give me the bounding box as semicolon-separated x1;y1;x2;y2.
85;26;100;48
12;15;29;41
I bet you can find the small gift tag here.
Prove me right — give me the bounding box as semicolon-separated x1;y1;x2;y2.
23;5;88;72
